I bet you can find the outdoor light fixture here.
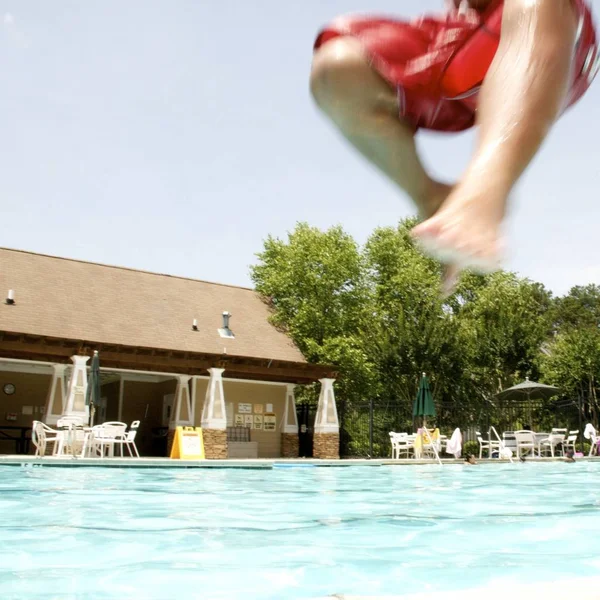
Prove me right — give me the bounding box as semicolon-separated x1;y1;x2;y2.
192;319;198;331
5;290;15;305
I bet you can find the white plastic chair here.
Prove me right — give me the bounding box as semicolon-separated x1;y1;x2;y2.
31;421;60;457
477;431;500;459
113;420;141;458
562;430;579;454
419;430;441;459
514;430;536;459
539;433;565;457
55;417;88;456
89;422;128;457
57;416;84;428
398;433;415;459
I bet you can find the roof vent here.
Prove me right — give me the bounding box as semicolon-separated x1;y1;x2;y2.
218;311;235;339
192;319;198;331
5;290;15;305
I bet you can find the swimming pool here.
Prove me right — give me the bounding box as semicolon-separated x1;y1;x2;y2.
0;462;598;599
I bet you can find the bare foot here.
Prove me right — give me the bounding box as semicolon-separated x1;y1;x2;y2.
412;184;505;274
417;181;462;296
418;181;453;220
441;264;460;298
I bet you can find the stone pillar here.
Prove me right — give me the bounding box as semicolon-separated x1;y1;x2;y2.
63;355;90;423
313;378;339;460
44;364;67;425
167;375;193;456
201;368;228;459
281;384;299;458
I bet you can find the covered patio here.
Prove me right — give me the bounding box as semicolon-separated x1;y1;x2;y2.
0;247;339;459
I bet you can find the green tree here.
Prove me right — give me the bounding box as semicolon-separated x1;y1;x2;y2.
455;272;553;397
550;284;600;332
362;221;465;410
250;223;376;404
541;328;600;427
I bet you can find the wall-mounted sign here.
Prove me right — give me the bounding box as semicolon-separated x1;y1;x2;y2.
253;415;263;430
244;414;253;427
234;414;245;426
238;403;252;414
264;415;276;431
253;404;263;414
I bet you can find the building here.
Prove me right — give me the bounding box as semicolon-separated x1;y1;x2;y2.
0;248;341;459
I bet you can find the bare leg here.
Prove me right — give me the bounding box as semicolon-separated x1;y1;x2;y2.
310;37;452;221
412;0;579;272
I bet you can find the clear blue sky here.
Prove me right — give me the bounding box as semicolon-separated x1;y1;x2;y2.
1;1;599;296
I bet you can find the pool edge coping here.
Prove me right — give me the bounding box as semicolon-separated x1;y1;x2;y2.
1;455;598;468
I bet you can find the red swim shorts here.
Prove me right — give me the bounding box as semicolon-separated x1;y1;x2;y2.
314;0;598;132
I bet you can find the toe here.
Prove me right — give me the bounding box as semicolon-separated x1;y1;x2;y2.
441;264;461;298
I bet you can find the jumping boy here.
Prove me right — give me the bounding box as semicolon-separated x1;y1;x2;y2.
310;0;598;293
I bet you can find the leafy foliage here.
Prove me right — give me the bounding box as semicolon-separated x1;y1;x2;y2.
251;219;598;431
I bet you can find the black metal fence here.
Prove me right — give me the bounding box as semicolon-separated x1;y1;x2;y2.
335;398;585;459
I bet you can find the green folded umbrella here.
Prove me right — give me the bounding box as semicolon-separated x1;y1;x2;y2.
85;351;101;426
413;373;436;424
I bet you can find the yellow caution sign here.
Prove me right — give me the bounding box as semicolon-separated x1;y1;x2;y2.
170;426;205;460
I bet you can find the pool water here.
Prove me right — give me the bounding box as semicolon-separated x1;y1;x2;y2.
0;462;599;599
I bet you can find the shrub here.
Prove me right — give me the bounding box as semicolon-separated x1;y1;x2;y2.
463;440;479;458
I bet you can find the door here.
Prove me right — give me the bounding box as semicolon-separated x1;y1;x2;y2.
162;394;175;427
296;403;315;458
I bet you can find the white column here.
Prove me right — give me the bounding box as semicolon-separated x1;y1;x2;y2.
201;368;226;430
44;364;67;425
190;376;200;426
281;384;299;433
63;355;90;421
170;375;193;427
314;378;339;434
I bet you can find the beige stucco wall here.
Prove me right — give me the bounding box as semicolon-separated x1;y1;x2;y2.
0;366;293;458
0;371;50;428
0;370;51;455
118;378;177;456
222;381;287;458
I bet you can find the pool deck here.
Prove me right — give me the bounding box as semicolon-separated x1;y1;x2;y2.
0;455;597;468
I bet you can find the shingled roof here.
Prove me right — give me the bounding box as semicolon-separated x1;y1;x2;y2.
0;247;306;365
